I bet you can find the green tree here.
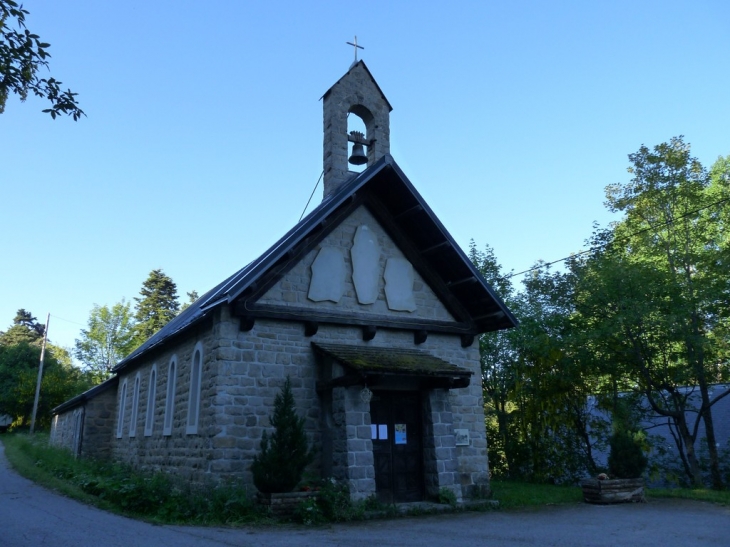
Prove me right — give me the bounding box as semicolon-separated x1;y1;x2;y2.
251;376;313;493
0;342;92;428
0;0;83;119
180;290;199;313
75;300;137;382
0;309;44;346
471;242;602;481
133;269;180;344
508;263;603;482
470;242;519;477
578;137;730;488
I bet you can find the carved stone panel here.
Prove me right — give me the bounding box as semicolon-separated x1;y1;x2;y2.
308;247;346;303
351;225;381;305
384;257;416;312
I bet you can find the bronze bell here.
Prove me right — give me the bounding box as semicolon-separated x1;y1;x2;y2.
348;142;368;165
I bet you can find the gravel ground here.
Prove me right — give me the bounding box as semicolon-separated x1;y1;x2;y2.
1;442;728;547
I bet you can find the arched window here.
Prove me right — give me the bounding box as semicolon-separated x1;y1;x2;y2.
144;365;157;437
163;356;177;436
129;373;141;437
186;343;203;435
116;380;128;439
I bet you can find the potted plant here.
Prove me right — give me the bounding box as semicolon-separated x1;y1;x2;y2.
581;429;647;504
252;376;315;515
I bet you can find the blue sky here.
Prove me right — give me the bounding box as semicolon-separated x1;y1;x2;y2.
2;0;729;353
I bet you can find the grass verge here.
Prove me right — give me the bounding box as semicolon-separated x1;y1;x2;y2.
3;431;106;506
1;432;267;525
647;487;730;506
489;480;583;509
490;479;730;509
7;433;725;525
1;433;388;526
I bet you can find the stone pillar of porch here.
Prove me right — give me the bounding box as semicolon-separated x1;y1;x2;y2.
423;389;464;502
331;386;376;501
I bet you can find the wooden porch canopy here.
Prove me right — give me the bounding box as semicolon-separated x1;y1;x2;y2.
312;342;472;390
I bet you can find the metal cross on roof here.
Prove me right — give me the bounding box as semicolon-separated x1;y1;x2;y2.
346;35;364;63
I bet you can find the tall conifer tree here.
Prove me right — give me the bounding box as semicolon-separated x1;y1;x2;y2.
0;309;45;346
133;269;180;344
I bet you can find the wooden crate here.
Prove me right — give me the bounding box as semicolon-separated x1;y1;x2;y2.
580;478;645;504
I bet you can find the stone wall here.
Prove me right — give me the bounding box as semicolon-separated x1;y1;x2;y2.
430;335;490;499
50;381;118;460
105;299;487;500
50;407;83;456
259;206;455;323
111;319;219;482
210;308;321;487
81;386;117;460
423;389;460;500
330;386;375;500
212;306;488;500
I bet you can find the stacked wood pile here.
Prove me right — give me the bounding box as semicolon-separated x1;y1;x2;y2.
580;478;645;504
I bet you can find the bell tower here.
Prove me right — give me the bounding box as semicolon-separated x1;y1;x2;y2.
321;60;393;199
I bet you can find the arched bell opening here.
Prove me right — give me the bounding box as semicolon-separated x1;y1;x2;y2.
347;104;374;173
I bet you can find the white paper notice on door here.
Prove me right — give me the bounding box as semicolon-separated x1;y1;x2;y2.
395;424;407;444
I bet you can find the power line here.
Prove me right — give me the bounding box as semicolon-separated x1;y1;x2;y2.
299;112;357;222
299;170;324;222
502;194;730;280
50;314;85;327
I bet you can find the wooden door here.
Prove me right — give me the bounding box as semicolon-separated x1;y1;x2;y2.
370;391;424;503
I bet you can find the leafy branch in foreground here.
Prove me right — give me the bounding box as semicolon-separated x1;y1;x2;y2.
0;0;84;119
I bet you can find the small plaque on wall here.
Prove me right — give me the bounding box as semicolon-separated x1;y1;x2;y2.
454;429;470;446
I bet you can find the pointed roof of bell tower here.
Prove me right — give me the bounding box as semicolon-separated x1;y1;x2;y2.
321;60;393;112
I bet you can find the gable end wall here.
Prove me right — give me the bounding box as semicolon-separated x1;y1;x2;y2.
258;206;455;323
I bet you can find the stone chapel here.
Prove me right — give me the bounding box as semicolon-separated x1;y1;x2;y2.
50;60;517;503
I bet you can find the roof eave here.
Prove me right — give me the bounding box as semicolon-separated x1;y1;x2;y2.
52;376;119;415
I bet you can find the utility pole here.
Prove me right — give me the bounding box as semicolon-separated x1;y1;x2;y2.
30;313;50;435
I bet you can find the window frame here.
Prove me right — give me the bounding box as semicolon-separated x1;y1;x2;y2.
129;373;141;438
116;379;128;439
163;356;177;436
186;342;204;435
144;365;157;437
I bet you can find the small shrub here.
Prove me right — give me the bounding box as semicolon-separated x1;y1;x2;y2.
317;479;357;521
251;377;313;493
438;487;457;507
292;479;369;525
293;497;326;526
608;430;648;479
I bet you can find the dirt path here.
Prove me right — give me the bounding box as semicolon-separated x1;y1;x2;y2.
1;441;728;546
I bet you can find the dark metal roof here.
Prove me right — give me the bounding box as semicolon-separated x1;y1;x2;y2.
51;375;119;415
312;342;472;379
113;154;517;374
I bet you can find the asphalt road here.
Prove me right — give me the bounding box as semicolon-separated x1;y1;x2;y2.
1;441;728;547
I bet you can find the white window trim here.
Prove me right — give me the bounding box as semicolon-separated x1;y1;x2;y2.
129;373;141;438
116;380;128;439
144;365;157;437
186;342;204;435
163;356;177;436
